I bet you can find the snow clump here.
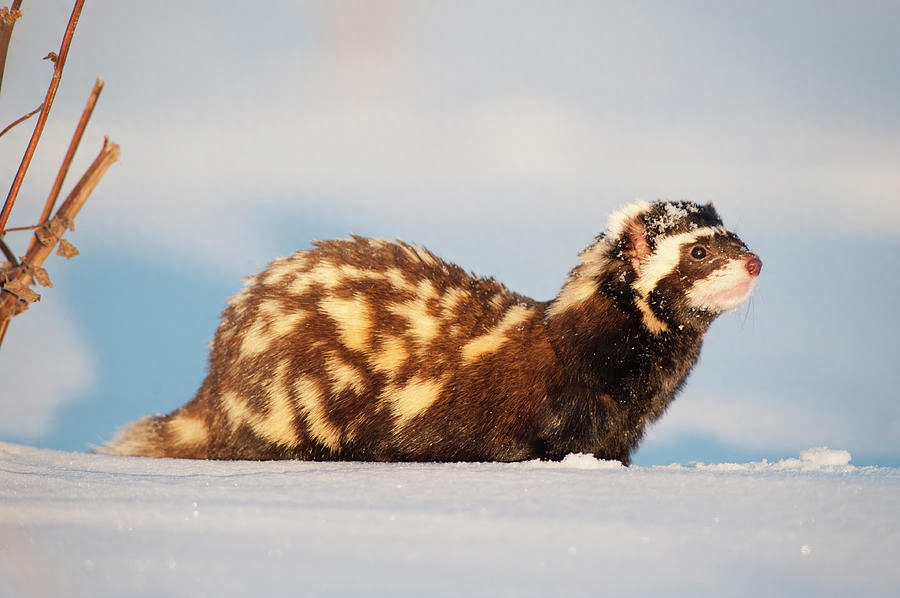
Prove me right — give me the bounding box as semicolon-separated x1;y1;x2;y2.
688;447;858;473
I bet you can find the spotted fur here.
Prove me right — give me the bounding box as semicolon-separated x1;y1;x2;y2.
98;201;761;464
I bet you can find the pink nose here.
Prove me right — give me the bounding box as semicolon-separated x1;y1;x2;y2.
745;255;762;277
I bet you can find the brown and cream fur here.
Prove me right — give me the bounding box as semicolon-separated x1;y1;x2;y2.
99;200;761;464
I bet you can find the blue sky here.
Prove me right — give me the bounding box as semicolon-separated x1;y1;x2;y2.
1;1;898;465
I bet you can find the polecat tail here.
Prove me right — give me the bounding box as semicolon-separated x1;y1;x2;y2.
94;414;171;457
95;408;212;459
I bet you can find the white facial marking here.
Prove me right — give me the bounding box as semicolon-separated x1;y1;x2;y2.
633;227;726;298
687;259;758;312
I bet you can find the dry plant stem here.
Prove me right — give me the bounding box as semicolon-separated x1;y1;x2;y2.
1;223;37;233
0;103;41;139
0;235;16;264
0;1;25;97
31;77;104;245
0;0;85;233
0;138;120;348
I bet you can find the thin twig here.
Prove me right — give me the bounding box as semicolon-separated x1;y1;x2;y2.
0;138;120;348
33;77;104;233
0;235;18;266
0;104;42;139
0;0;85;233
0;1;25;97
1;223;38;233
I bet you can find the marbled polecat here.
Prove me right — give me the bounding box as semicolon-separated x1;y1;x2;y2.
99;200;761;465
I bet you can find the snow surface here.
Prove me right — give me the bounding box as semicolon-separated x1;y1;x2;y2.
1;443;898;598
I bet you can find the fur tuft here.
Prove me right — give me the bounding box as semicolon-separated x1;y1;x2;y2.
95;415;169;458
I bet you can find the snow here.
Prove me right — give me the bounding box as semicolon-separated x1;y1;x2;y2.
647;201;700;234
685;447;856;473
1;443;898;598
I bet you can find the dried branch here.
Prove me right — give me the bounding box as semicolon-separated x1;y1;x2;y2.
0;138;120;347
0;234;17;265
0;0;85;233
0;1;25;97
0;104;42;139
0;223;37;233
32;77;104;238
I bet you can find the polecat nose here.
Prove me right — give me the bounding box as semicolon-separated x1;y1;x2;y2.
745;255;762;277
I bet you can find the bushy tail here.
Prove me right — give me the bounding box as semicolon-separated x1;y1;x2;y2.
95;409;212;459
94;415;171;457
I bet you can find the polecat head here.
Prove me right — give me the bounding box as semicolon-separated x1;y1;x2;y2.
621;200;761;331
549;200;762;334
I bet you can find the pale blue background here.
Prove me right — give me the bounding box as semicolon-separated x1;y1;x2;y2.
1;1;898;466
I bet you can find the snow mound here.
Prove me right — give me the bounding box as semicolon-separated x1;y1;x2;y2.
522;447;859;473
677;447;860;473
560;452;625;469
797;447;853;467
524;452;625;470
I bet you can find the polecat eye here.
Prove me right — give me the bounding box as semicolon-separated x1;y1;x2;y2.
690;246;707;260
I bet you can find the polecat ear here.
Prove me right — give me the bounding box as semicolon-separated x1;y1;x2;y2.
622;215;651;276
